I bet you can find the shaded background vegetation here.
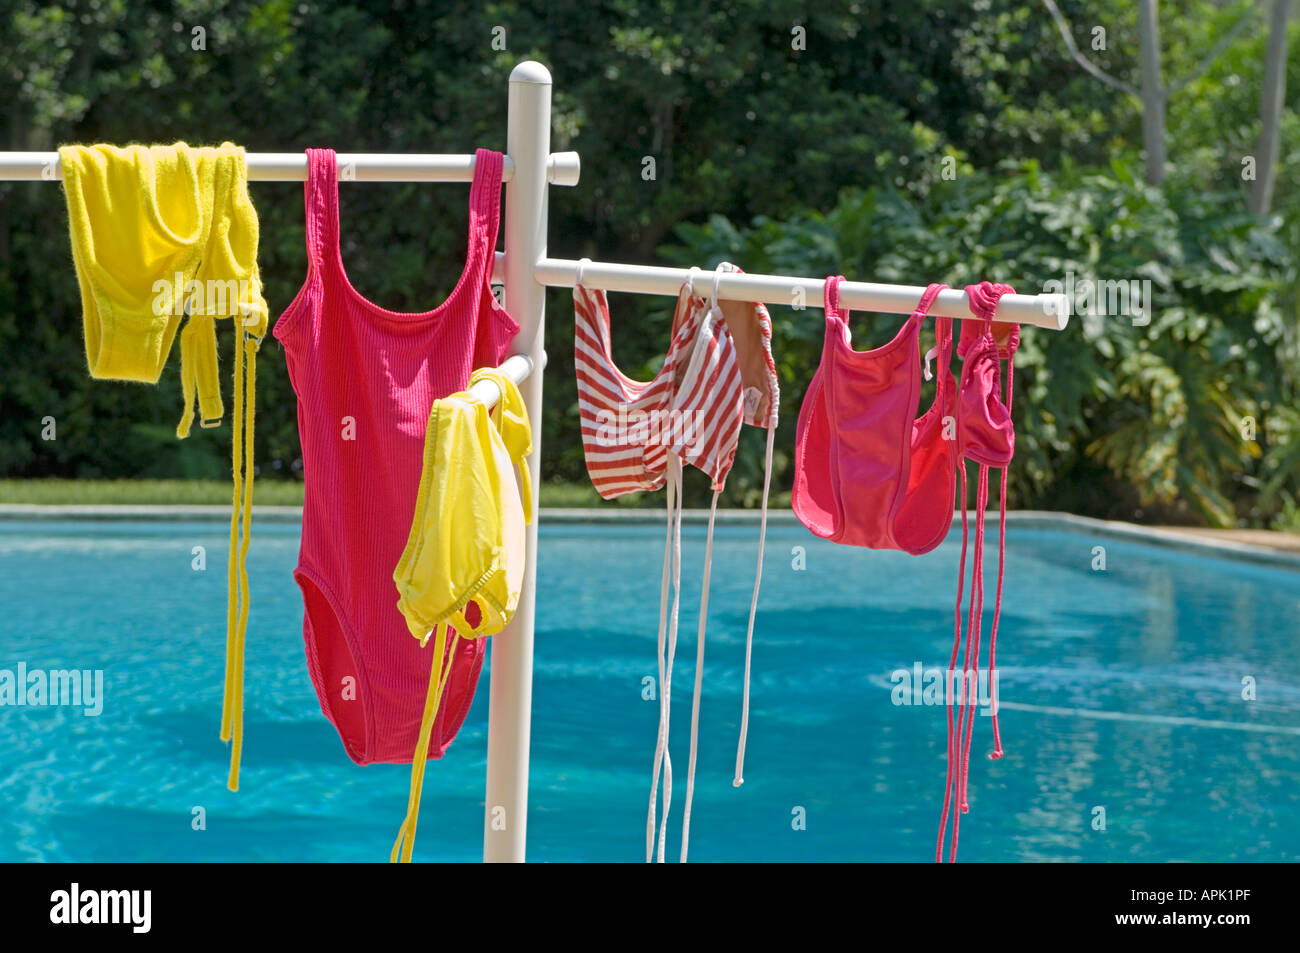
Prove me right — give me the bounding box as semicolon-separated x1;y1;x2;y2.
1;0;1297;526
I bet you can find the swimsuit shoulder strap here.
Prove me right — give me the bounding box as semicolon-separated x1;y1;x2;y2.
912;282;947;320
822;274;848;343
467;149;504;272
912;283;954;390
574;279;618;371
303;148;340;276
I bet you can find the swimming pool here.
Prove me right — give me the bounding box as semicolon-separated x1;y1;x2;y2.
1;515;1298;862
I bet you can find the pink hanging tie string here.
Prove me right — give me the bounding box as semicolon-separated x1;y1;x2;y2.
936;462;969;863
967;280;1017;767
935;280;1017;863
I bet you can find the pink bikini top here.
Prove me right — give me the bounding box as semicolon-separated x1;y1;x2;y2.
791;277;957;554
956;281;1018;467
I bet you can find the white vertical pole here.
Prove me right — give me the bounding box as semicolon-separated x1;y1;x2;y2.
485;60;551;862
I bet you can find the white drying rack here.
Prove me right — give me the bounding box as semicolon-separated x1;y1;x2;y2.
0;59;1070;863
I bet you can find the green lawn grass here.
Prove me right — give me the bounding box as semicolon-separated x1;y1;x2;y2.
0;478;307;505
0;478;796;509
0;477;624;507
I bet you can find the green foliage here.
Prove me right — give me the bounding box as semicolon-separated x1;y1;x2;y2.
666;160;1298;526
1;0;1298;527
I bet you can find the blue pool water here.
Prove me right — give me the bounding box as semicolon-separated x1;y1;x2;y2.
1;516;1298;862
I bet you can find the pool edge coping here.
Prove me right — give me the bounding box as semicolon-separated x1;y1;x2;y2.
3;504;1299;570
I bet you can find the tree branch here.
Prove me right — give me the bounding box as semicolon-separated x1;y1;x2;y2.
1167;1;1264;97
1041;0;1140;97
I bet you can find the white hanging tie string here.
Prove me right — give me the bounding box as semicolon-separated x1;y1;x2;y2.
598;252;673;862
680;488;720;863
645;266;696;863
646;455;679;861
678;262;730;862
652;456;685;862
733;422;775;787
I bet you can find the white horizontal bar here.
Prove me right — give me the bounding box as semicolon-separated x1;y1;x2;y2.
0;151;581;185
535;257;1069;330
466;352;542;410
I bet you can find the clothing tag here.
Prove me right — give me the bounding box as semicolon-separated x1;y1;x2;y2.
923;346;938;382
743;386;761;418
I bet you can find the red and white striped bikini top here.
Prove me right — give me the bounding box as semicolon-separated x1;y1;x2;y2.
573;261;781;863
574;263;777;496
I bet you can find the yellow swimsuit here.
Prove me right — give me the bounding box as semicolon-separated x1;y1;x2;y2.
390;365;534;862
60;142;267;790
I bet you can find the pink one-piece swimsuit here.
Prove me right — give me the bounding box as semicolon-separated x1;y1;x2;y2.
273;147;518;764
